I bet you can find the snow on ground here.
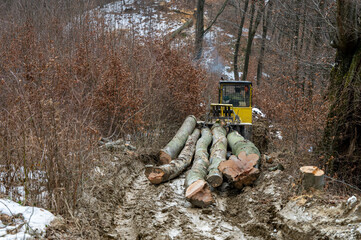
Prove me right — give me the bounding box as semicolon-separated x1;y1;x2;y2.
252;107;266;118
275;130;283;140
0;199;54;239
0;165;47;203
100;1;184;37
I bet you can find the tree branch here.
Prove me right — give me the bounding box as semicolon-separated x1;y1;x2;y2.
204;0;230;35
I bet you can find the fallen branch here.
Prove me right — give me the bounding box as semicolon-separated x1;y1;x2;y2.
167;18;194;41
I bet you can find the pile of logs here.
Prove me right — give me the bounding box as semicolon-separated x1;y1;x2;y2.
145;115;261;207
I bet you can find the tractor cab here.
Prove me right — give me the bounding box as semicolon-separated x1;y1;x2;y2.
207;81;253;139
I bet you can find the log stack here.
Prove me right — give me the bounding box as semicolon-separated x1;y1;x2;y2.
145;116;263;207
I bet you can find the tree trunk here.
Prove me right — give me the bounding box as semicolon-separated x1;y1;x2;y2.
233;0;249;80
194;0;205;60
159;115;197;164
145;129;200;184
206;123;227;188
185;127;214;207
256;0;272;86
322;0;361;186
194;0;230;60
242;1;264;81
300;166;325;191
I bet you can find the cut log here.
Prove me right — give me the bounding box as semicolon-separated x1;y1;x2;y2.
159;115;197;164
218;131;262;189
218;154;260;189
227;130;261;168
300;166;325;191
206;124;227;188
185;128;214;207
145;129;200;184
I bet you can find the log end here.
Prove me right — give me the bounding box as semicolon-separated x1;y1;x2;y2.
185;180;214;208
206;174;223;188
159;150;172;165
218;157;240;182
234;168;260;189
144;166;165;184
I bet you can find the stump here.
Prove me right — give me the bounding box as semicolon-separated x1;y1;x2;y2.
300;166;325;191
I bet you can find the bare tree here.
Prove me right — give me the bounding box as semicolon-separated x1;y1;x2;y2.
233;0;250;80
194;0;230;60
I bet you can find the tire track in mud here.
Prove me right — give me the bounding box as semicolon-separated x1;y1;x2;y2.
113;171;259;240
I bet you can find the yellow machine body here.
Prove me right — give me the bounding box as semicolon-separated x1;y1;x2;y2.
207;81;253;139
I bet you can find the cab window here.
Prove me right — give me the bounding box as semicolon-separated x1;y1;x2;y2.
222;84;250;107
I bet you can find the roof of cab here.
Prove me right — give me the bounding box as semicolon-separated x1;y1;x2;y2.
219;81;252;84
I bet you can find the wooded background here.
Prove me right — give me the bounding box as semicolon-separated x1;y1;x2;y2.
0;0;360;213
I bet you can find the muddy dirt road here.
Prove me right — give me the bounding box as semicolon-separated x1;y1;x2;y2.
49;150;361;240
87;151;361;240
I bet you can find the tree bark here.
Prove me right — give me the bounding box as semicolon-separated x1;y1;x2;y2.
256;0;272;86
185;127;214;207
300;166;325;191
194;0;205;60
242;1;265;81
206;123;227;188
159;115;197;164
194;0;230;60
322;0;361;186
146;129;201;184
233;0;249;80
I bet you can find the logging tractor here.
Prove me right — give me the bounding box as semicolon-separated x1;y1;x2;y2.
203;80;253;140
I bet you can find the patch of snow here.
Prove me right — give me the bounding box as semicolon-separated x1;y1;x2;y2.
262;72;270;78
168;228;181;239
280;201;312;222
100;1;184;38
0;199;55;239
169;178;184;196
276;131;283;140
347;196;357;208
252;108;266;118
